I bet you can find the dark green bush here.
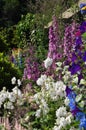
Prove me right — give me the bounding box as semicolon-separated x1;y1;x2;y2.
0;53;22;91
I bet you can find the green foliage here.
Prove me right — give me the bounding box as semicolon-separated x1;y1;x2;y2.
16;13;48;62
0;53;22;90
0;28;8;52
0;27;19;52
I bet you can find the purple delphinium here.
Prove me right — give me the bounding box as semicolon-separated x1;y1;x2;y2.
82;51;86;62
48;16;62;61
68;63;81;75
63;22;78;62
23;46;40;82
46;16;63;79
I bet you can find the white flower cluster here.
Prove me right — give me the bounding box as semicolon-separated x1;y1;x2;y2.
34;91;49;118
36;74;47;86
0;86;23;110
44;57;53;68
0;78;23;110
35;75;67;119
56;63;79;86
53;106;73;130
11;77;21;86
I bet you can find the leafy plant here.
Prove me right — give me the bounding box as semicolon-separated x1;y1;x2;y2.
0;53;22;90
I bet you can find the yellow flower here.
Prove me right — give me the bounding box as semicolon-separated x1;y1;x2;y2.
81;6;86;10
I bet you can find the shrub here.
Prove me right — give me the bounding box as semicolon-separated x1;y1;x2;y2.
0;53;22;90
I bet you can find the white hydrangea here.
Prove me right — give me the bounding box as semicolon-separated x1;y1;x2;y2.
44;57;53;68
11;77;16;85
36;74;47;86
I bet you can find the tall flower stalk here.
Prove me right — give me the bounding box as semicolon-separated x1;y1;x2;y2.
23;46;40;82
45;16;63;79
48;16;62;61
63;22;78;63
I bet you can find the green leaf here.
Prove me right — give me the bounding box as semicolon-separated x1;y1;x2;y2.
82;32;86;40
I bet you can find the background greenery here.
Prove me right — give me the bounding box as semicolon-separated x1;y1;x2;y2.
0;0;81;90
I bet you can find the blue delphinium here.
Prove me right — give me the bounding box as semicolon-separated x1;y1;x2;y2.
66;86;86;129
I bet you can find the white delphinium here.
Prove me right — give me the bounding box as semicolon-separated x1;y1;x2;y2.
64;97;70;106
80;79;86;85
0;88;8;103
75;94;82;102
8;92;16;102
11;77;16;85
55;81;66;91
72;75;78;84
54;81;66;98
44;57;53;68
55;117;61;125
60;117;67;127
35;109;41;118
63;65;69;71
44;77;54;90
53;125;62;130
36;74;47;86
62;65;70;75
56;62;62;67
54;107;73;130
0;85;23;110
12;86;22;98
66;114;73;124
4;101;14;110
34;93;39;103
17;79;21;86
40;98;49;115
63;71;71;83
79;101;85;108
56;106;67;117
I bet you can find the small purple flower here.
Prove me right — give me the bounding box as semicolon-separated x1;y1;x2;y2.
75;37;82;46
71;106;81;116
78;74;83;85
79;21;86;33
71;53;77;62
65;86;72;96
83;51;86;62
69;63;81;75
